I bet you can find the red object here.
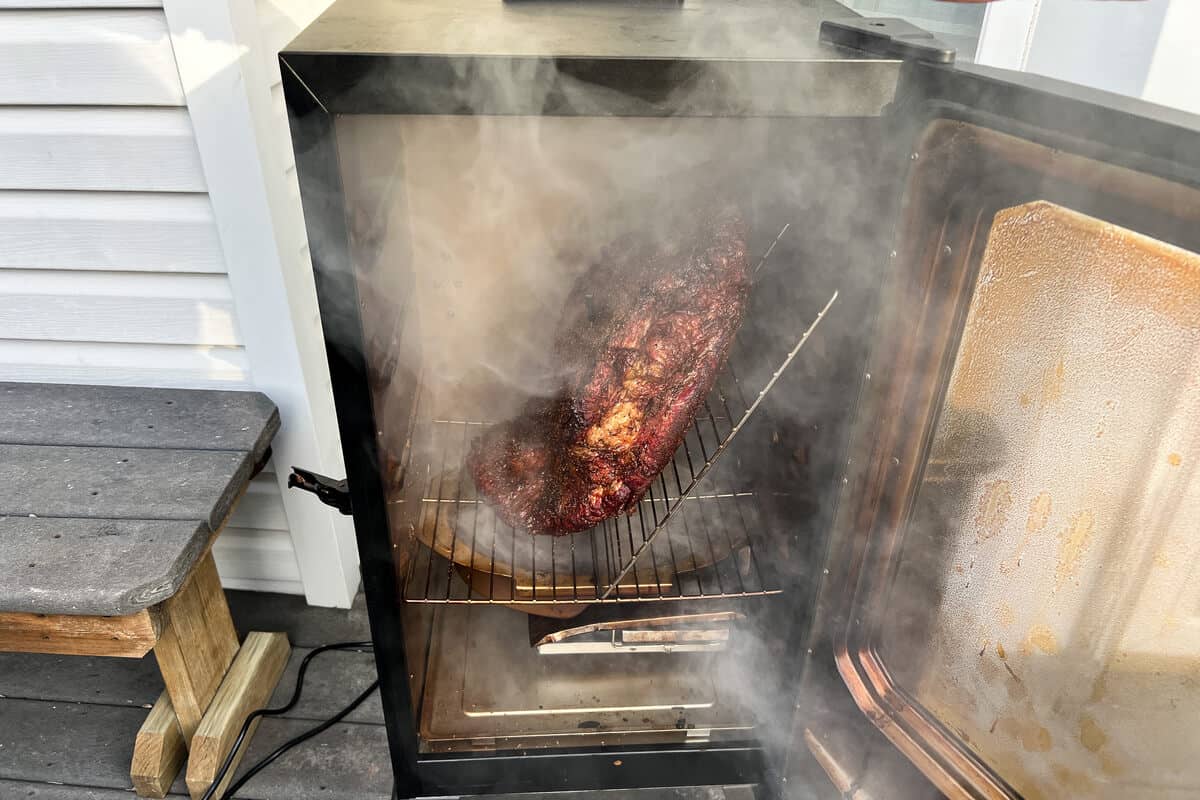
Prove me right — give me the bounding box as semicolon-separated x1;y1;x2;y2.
468;212;750;535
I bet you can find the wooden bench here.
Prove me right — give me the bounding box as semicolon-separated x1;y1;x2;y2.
0;382;292;798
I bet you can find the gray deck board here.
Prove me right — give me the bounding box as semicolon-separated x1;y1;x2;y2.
477;791;732;800
0;698;390;800
0;517;209;615
0;444;251;529
0;651;162;707
227;589;373;648
268;646;383;725
0;782;744;800
0;698;143;790
0;591;751;800
0;383;278;460
0;781;157;799
0;646;383;725
169;716;393;800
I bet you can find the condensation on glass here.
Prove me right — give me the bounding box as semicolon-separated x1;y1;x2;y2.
880;201;1200;799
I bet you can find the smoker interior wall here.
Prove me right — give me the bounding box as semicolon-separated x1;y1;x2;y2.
333;110;885;529
336;115;771;424
330;111;890;758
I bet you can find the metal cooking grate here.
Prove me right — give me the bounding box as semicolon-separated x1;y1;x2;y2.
400;371;771;604
396;291;835;605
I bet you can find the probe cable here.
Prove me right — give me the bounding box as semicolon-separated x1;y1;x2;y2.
200;640;378;800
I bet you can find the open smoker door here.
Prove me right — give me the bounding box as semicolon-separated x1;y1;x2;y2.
791;59;1200;800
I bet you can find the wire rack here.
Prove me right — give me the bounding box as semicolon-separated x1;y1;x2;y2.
396;291;835;605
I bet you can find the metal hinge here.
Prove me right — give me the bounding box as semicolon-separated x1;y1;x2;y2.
287;467;353;515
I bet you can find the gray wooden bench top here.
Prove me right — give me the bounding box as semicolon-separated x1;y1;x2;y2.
0;382;279;617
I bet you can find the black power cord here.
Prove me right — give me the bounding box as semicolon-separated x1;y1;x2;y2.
201;640;378;800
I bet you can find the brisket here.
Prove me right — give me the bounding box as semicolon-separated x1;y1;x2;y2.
467;211;750;535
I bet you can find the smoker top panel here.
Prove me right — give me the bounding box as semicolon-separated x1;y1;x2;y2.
287;0;868;61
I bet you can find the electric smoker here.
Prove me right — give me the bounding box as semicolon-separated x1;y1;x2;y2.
282;1;1200;797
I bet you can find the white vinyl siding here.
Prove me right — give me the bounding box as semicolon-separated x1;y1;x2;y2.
0;5;303;595
0;271;238;345
0;192;225;273
0;10;183;105
0;107;205;192
0;340;250;388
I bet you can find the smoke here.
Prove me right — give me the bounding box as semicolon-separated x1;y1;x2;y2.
282;3;1165;798
312;14;893;797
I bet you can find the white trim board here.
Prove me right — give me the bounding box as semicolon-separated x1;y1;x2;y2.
162;0;356;607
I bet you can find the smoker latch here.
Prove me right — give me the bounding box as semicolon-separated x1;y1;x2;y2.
819;17;955;64
287;467;353;515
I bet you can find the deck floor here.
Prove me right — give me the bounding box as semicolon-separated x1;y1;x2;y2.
0;590;754;800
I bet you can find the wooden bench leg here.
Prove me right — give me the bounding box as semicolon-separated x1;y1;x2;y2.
131;691;186;797
129;552;292;799
185;631;291;799
130;552;238;797
154;552;241;738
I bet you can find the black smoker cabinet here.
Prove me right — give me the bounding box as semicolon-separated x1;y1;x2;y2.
283;1;1200;798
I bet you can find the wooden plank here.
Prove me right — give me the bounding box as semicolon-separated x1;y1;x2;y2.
0;444;252;529
130;690;186;799
186;632;290;799
184;714;391;800
0;270;239;346
227;589;372;648
0;517;208;616
0;699;147;789
266;643;382;725
0;107;203;192
0;607;160;657
0;191;225;273
0;10;184;106
0;781;160;799
0;340;251;390
0;700;390;799
0;382;278;457
0;650;162;706
0;643;381;724
480;791;735;800
0;778;732;800
153;554;239;740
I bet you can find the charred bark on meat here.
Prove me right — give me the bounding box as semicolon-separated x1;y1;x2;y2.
468;211;750;535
